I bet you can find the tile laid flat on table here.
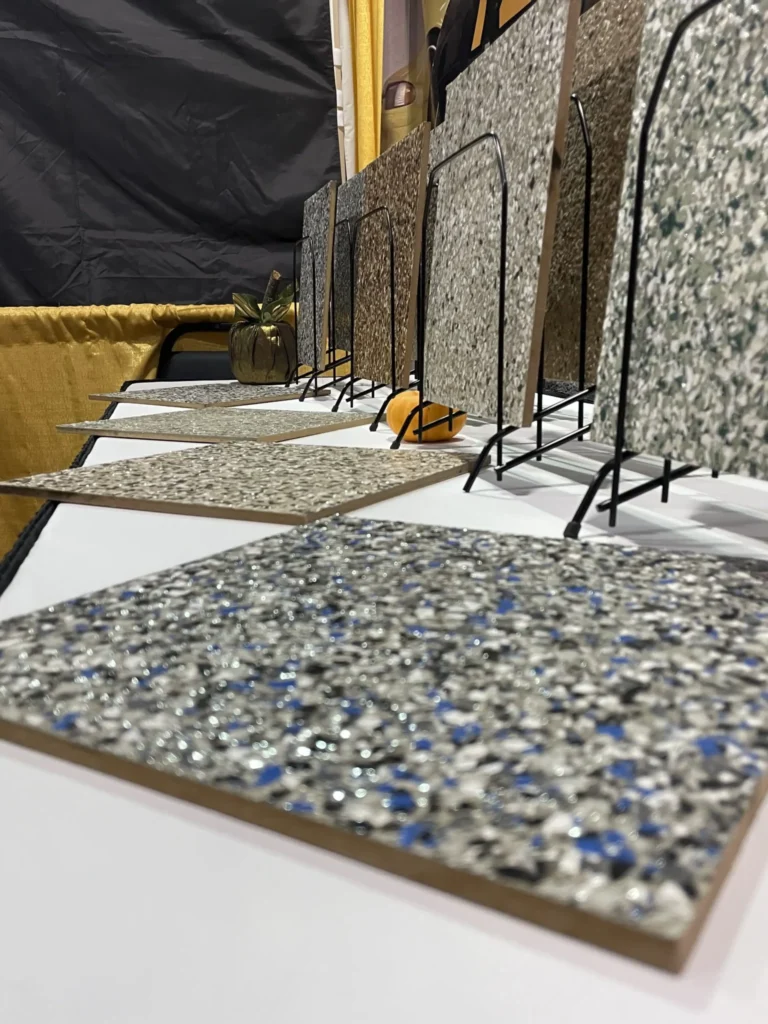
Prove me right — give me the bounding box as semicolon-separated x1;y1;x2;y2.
592;0;768;475
424;0;579;426
332;173;365;355
0;444;472;525
58;408;374;444
0;516;766;971
543;0;646;384
353;124;430;388
90;382;328;409
297;181;338;370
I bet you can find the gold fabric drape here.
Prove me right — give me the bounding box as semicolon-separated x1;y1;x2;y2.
0;303;233;557
351;0;385;170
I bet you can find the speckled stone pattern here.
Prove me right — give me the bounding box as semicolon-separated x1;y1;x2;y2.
92;383;324;409
0;517;766;951
0;444;471;524
353;125;430;388
592;0;768;475
59;408;374;443
297;181;338;370
424;0;578;425
543;0;646;384
333;174;364;355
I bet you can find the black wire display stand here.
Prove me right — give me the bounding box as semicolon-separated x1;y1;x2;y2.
461;94;595;487
393;98;594;471
564;0;724;539
332;205;398;412
388;131;504;452
295;209;404;413
299;218;355;400
291;235;324;397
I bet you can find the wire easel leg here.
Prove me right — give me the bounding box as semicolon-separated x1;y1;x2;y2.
595;462;697;512
567;1;723;537
463;425;519;492
391;402;435;449
564;451;635;539
370;386;412;431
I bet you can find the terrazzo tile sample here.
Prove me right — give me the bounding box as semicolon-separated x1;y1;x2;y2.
424;0;579;425
353;124;430;388
543;0;646;384
297;181;338;369
90;382;328;409
592;0;768;475
1;517;767;970
58;408;374;444
0;444;472;525
332;174;364;354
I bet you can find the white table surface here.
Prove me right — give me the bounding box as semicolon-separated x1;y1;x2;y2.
2;380;768;1023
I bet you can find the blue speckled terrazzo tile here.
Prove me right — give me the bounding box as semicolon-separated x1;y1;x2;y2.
1;517;767;961
592;0;768;475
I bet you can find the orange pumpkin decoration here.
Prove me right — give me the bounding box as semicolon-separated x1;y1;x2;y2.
386;390;467;443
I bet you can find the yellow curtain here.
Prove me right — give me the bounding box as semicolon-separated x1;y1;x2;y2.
351;0;385;170
0;303;233;558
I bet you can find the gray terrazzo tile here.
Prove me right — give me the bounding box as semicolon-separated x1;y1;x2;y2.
58;408;373;444
544;0;646;384
297;181;338;369
354;125;430;388
424;0;579;425
0;444;472;525
0;517;766;965
90;382;328;409
333;173;365;354
591;0;768;475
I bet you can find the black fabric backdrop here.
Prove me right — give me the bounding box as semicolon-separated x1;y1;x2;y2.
0;0;339;305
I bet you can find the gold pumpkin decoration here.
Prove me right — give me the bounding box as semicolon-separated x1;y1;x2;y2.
386;389;467;442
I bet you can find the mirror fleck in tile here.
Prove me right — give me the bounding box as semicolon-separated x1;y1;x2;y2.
1;517;766;960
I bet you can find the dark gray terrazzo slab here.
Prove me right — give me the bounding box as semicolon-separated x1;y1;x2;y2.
423;0;579;426
333;174;365;354
58;408;374;444
1;516;767;969
591;0;768;475
0;444;472;525
90;383;329;409
297;181;337;369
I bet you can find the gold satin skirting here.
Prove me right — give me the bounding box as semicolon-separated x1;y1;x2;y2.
0;303;234;558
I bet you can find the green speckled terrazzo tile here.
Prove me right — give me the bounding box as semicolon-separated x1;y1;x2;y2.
424;0;579;426
0;443;472;525
297;181;337;369
90;382;329;408
0;517;767;969
58;407;374;444
592;0;768;475
544;0;647;384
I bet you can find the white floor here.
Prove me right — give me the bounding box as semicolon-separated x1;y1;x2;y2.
1;380;767;1024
